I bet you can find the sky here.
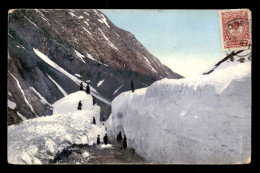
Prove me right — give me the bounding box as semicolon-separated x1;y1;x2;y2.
100;9;228;78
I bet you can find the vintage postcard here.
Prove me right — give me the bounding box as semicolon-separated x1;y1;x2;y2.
7;9;251;164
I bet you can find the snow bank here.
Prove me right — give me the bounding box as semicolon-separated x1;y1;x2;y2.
97;80;104;87
100;144;112;148
107;62;251;164
8;100;16;109
8;91;106;164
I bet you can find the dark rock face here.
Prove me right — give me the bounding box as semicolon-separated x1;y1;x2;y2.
8;9;183;125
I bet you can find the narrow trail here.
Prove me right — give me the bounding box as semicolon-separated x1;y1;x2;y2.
53;138;146;164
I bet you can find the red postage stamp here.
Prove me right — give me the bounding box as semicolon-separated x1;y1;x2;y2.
219;9;251;51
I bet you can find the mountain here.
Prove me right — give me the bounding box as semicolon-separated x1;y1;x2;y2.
202;50;251;75
7;9;183;125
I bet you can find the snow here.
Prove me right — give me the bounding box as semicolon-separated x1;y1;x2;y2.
8;91;106;164
83;50;108;66
107;62;251;164
30;87;52;106
98;28;119;51
46;74;68;97
82;27;93;36
16;45;25;49
203;50;251;75
8;33;14;38
97;80;104;87
100;144;112;148
84;12;89;16
93;10;110;28
8;92;12;96
78;16;84;19
8;100;16;109
75;74;82;77
143;56;157;73
84;21;89;27
17;112;27;121
9;71;38;117
74;49;86;63
69;12;76;17
35;9;50;25
24;16;41;31
113;84;124;95
82;151;90;158
33;48;111;106
84;51;95;61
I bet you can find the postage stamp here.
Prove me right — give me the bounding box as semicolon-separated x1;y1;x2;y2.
219;9;252;51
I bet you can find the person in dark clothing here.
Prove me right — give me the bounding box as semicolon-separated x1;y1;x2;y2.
117;134;119;143
97;135;100;145
122;135;127;149
78;101;82;110
86;84;90;94
103;134;108;145
80;82;83;91
118;131;122;144
93;117;96;125
92;95;96;106
131;80;135;92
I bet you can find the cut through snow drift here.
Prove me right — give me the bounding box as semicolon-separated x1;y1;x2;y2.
8;91;106;164
107;62;251;164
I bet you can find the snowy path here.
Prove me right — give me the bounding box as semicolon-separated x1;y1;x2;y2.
53;138;145;164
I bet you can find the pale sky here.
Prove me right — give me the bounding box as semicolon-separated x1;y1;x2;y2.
100;9;228;78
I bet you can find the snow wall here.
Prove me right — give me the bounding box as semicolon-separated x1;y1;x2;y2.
8;91;106;164
107;62;251;164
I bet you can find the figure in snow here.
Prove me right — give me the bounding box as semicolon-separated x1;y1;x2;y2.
80;82;83;91
131;80;135;93
103;133;108;145
78;101;82;110
86;84;90;94
117;131;123;144
93;117;96;125
97;135;100;145
92;95;96;106
122;135;127;149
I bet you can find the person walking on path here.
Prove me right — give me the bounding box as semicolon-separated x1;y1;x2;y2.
93;117;96;125
122;135;127;149
131;80;135;93
103;134;108;145
97;135;100;145
92;95;96;106
80;82;83;91
78;101;82;110
117;131;122;144
86;84;90;94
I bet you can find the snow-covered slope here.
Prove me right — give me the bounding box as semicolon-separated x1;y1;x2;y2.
107;62;251;164
203;50;251;75
8;91;106;164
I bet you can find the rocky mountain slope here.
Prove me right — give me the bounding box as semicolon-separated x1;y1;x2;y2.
7;9;183;125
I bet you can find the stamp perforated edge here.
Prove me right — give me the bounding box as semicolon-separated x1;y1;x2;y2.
218;9;252;52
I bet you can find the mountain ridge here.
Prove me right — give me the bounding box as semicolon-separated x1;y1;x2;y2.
8;9;183;125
